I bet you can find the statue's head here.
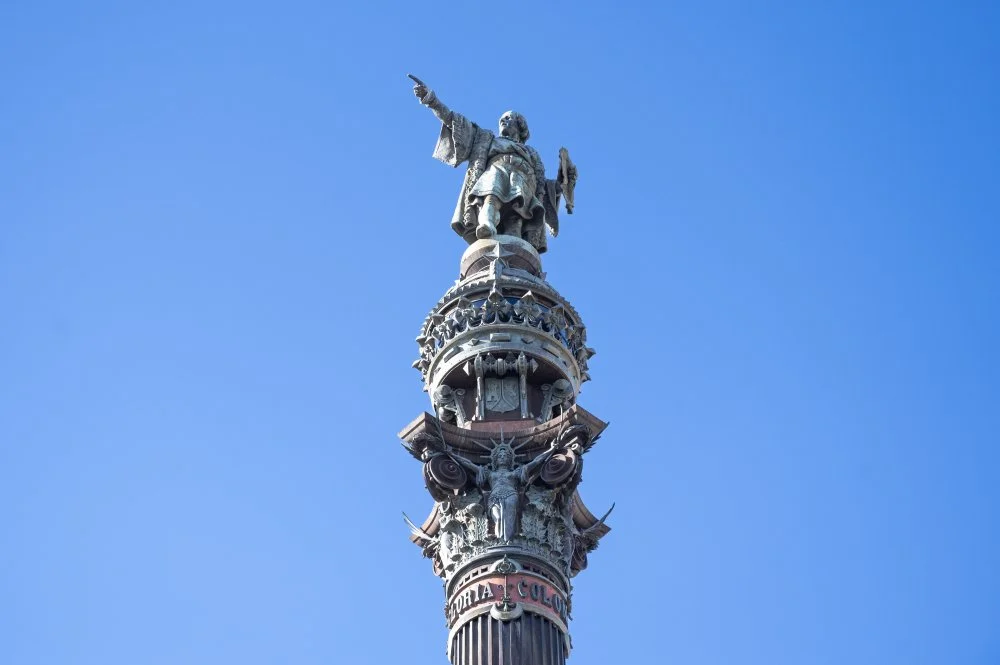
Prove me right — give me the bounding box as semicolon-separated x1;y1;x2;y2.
491;441;516;469
499;111;529;143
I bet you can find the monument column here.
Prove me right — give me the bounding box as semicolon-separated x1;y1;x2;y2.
398;77;611;665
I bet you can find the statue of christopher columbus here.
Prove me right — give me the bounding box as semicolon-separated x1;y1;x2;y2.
410;75;577;254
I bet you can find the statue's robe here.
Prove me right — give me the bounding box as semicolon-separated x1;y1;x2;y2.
476;464;529;543
432;111;561;253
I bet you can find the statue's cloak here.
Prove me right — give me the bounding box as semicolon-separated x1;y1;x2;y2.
433;112;560;253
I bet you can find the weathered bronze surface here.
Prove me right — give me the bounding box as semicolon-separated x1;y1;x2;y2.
400;77;608;665
410;75;577;254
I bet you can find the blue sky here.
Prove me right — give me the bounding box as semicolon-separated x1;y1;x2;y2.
1;2;998;664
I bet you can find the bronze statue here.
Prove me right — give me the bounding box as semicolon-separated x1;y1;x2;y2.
410;75;577;254
451;440;559;542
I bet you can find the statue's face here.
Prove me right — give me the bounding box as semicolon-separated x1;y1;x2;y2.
495;448;512;467
499;112;519;140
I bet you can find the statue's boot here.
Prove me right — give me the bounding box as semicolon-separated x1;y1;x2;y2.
477;196;500;239
476;221;497;239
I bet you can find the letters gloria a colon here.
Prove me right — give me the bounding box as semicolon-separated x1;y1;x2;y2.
447;574;569;626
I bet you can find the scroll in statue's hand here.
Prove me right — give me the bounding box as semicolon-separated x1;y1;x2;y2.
558;147;577;214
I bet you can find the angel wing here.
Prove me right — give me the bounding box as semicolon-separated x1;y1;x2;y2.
575;502;614;551
403;511;437;544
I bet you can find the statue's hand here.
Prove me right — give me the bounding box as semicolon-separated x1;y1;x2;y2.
408;74;430;102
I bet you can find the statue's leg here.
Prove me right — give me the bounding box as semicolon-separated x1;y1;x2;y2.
490;502;503;539
504;216;523;239
477;195;500;239
503;494;519;542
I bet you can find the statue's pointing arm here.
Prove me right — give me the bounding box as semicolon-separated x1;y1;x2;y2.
412;78;452;123
409;75;477;167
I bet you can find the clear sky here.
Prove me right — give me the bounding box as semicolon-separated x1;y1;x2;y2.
2;2;998;664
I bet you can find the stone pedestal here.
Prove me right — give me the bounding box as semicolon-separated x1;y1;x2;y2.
400;236;610;665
